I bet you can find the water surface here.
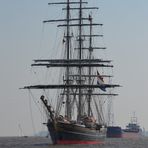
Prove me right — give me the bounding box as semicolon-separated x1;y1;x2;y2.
0;137;147;148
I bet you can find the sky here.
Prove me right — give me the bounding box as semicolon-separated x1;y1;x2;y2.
0;0;148;136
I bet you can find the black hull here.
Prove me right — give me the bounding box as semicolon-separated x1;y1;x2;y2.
47;121;105;144
107;126;122;138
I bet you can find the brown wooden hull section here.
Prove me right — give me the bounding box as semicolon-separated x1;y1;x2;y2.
47;121;105;144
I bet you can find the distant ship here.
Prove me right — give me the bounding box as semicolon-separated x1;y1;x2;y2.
23;0;120;145
122;114;142;139
107;126;122;138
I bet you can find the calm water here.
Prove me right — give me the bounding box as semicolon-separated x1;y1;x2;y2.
0;137;148;148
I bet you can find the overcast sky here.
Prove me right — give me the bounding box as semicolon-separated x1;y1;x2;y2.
0;0;148;136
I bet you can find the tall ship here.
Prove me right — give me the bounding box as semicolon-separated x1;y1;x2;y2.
122;114;142;139
23;0;120;145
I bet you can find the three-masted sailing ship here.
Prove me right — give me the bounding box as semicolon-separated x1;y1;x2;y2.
23;0;120;145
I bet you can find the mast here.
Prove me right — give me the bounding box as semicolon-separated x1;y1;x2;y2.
88;14;93;116
78;0;83;121
66;0;71;120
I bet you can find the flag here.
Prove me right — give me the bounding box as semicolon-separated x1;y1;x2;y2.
97;71;106;91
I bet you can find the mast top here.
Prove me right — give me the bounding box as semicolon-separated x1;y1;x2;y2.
48;2;88;5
